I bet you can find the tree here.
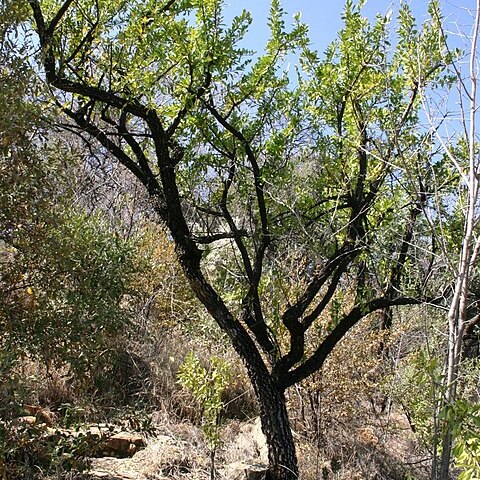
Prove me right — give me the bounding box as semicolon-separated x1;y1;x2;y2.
0;0;142;380
24;0;451;477
420;2;480;477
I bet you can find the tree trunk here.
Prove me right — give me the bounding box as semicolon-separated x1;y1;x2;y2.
253;374;298;480
439;308;463;480
171;241;298;479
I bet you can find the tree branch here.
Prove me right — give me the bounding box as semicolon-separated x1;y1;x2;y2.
46;0;75;36
192;231;248;244
62;105;159;195
281;295;423;389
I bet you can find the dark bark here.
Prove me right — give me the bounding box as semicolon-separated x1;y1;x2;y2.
174;241;298;478
280;296;423;389
256;380;298;480
377;199;424;356
149;189;298;478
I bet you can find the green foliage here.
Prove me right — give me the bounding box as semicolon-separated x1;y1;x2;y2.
0;419;93;479
412;352;443;435
27;0;453;321
396;1;453;86
178;351;231;450
9;1;468;477
0;0;144;378
1;205;140;373
448;401;480;480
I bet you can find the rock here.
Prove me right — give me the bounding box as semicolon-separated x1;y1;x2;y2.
101;432;146;458
23;404;56;425
13;415;38;426
89;434;181;479
87;425;119;439
232;417;268;464
12;404;56;427
222;417;270;479
224;461;269;480
42;424;146;459
88;457;143;480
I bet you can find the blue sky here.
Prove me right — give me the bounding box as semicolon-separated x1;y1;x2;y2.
223;1;478;55
221;1;479;139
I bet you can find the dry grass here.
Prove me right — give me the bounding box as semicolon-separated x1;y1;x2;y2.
136;326;257;423
2;318;432;480
295;407;428;480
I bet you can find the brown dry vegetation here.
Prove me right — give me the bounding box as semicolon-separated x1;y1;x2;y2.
1;307;435;480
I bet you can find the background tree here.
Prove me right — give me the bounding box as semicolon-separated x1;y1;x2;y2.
25;0;452;478
420;2;480;478
0;3;160;475
0;47;140;379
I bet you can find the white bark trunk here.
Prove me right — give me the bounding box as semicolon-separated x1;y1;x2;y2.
438;4;480;477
